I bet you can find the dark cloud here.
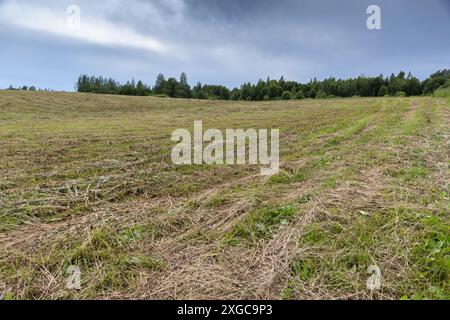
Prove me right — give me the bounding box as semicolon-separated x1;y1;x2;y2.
0;0;448;90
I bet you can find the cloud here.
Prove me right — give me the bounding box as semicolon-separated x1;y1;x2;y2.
0;0;169;53
0;0;448;90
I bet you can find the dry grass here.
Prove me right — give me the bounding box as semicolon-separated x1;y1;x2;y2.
0;91;448;300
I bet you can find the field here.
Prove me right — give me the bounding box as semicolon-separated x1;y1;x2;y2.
0;91;448;300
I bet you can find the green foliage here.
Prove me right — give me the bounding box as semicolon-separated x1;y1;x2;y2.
434;88;450;98
422;70;450;95
268;81;282;99
292;259;316;281
73;70;447;101
433;80;450;98
153;73;166;95
2;292;14;300
76;72;193;98
225;205;297;245
316;90;327;99
295;90;305;99
76;74;152;96
378;85;388;97
406;215;450;299
281;91;292;100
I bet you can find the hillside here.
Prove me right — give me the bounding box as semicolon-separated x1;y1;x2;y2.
0;91;448;299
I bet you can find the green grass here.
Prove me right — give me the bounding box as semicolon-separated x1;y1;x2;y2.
434;88;450;98
224;204;297;245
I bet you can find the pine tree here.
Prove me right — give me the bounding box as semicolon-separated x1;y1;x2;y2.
154;74;166;95
177;72;191;98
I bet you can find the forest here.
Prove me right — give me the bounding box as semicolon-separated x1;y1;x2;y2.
73;69;450;100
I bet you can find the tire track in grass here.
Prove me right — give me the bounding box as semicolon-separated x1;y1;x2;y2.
137;100;409;299
147;98;431;299
277;99;448;300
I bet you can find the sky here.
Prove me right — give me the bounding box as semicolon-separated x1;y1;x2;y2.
0;0;449;91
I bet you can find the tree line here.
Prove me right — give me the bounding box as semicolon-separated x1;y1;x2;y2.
4;85;53;92
76;69;449;100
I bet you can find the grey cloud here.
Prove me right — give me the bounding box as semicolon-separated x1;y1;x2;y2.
0;0;448;90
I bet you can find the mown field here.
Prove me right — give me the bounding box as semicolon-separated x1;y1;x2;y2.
0;91;448;300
